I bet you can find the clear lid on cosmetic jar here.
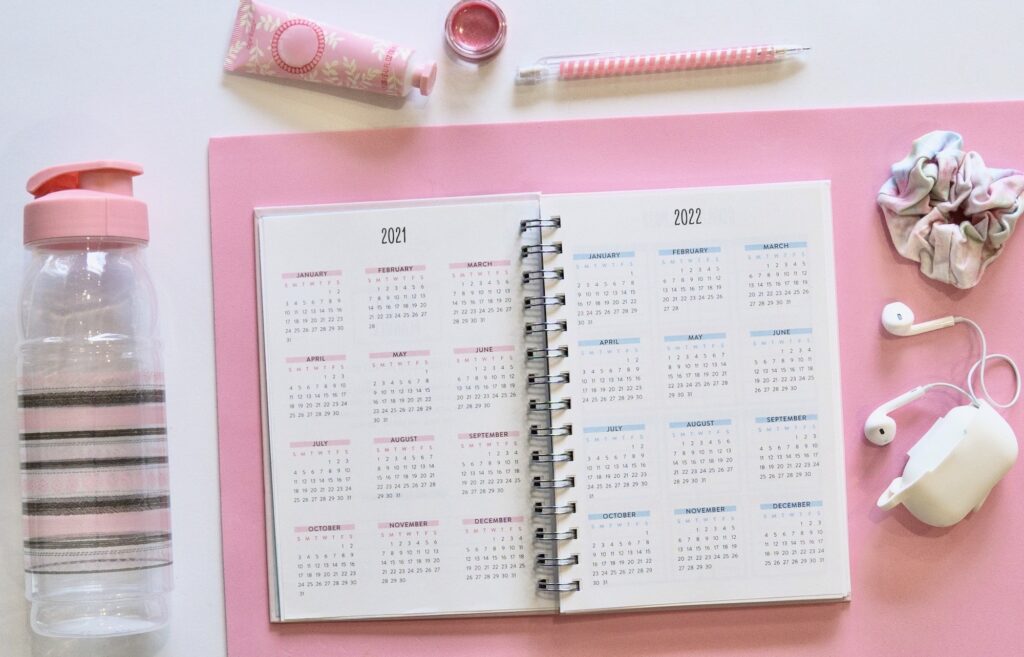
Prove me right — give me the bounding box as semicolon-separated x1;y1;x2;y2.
444;0;507;61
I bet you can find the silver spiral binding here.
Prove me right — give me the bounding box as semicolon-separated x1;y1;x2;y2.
530;398;571;411
520;216;561;232
536;553;579;566
528;372;570;385
521;242;562;257
534;501;576;515
531;450;573;463
522;268;564;283
523;294;565;309
532;476;575;489
525;320;566;334
538;579;581;592
521;212;579;596
526;346;568;360
530;424;572;438
535;528;577;540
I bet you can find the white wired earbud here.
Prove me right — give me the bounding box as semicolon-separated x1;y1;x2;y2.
864;302;1021;446
880;301;955;336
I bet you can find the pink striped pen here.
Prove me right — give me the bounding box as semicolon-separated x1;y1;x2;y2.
515;44;809;84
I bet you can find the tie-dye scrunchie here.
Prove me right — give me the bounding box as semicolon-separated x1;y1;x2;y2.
877;131;1023;289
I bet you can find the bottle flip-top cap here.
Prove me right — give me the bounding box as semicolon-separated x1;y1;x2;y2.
24;160;148;245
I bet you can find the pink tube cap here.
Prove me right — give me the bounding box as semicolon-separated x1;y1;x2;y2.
24;161;148;245
413;60;438;95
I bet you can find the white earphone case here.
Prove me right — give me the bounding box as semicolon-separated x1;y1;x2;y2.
877;401;1018;527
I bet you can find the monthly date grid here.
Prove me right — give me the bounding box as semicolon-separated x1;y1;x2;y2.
657;246;726;311
370;350;433;424
365;264;429;331
453;345;519;412
373;435;438;500
284;355;348;423
377;520;442;585
588;510;656;587
461;516;529;582
663;333;732;401
749;328;816;397
572;250;640;326
758;500;827;571
672;506;742;577
753;414;821;484
582;424;651;499
668;419;737;489
449;260;515;327
743;241;811;310
458;431;523;496
287;439;353;504
292;523;357;594
578;338;645;406
279;269;345;343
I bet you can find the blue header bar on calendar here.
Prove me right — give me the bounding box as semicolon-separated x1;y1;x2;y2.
588;510;651;521
674;505;737;515
658;246;721;256
755;414;818;423
578;337;640;346
760;500;823;510
750;328;812;337
583;424;646;433
665;332;726;342
744;241;808;251
669;419;732;428
572;251;635;260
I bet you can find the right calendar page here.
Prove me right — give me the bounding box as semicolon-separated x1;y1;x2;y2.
540;182;850;613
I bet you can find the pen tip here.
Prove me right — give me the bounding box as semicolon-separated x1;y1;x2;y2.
774;45;811;58
515;65;546;84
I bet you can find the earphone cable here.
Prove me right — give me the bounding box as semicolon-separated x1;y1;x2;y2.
955;316;1021;409
921;381;977;404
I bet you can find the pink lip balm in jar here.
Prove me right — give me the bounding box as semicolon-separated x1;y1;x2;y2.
444;0;507;62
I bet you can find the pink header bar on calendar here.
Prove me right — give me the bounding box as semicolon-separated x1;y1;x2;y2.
449;259;511;269
369;350;430;359
288;439;351;448
364;265;426;274
373;435;435;444
458;431;520;439
378;520;440;529
281;270;342;279
462;516;525;525
453;345;515;354
294;524;354;533
285;354;346;363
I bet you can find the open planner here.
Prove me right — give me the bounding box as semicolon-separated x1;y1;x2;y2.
254;181;850;621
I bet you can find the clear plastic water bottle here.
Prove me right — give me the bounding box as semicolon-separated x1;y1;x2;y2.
17;161;172;637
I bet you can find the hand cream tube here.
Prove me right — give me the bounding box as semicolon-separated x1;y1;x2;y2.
224;0;437;97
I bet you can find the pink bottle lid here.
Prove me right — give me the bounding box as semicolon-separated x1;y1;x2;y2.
445;0;507;62
24;161;148;245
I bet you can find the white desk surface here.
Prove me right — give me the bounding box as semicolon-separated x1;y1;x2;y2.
2;1;1023;655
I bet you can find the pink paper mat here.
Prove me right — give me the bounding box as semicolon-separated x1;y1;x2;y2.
209;102;1024;656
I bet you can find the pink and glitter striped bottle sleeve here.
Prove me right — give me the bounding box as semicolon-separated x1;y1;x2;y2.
19;372;171;577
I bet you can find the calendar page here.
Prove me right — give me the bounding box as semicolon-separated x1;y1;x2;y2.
255;195;558;620
540;182;850;613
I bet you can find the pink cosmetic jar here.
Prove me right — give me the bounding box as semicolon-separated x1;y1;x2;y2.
444;0;507;61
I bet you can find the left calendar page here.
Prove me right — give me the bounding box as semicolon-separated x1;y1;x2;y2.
255;195;556;621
